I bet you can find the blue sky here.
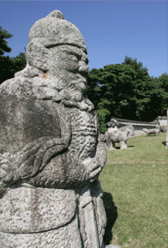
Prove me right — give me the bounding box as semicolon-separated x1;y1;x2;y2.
0;0;167;78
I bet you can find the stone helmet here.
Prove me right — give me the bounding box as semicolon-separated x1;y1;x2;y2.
26;10;87;71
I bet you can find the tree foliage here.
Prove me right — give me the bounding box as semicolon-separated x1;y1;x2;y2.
87;57;168;133
0;52;26;84
0;27;26;84
0;26;13;55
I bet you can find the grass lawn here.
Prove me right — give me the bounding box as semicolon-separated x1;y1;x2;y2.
99;133;168;248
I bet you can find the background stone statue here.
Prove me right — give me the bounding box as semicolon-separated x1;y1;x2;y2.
157;124;167;133
166;109;168;148
0;10;107;248
105;124;135;150
142;128;160;136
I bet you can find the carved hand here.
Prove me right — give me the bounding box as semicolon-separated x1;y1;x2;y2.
82;157;102;183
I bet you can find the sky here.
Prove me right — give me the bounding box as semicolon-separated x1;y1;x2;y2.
0;0;167;78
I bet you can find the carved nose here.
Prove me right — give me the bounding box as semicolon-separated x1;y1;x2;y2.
78;63;89;78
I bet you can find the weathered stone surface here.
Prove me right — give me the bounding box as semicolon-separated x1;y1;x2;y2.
0;187;76;233
158;125;167;133
142;128;160;136
0;10;107;247
105;124;134;150
166;110;168;148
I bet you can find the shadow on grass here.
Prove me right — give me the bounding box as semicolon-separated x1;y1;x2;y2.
103;192;118;245
115;145;134;150
162;141;166;146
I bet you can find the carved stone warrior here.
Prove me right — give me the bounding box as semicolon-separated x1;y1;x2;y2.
0;10;107;248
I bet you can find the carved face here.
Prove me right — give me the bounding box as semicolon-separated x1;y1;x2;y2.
47;45;89;93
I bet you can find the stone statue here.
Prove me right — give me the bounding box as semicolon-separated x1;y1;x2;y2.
158;125;167;133
105;124;134;150
166;109;168;148
0;10;108;248
142;128;160;136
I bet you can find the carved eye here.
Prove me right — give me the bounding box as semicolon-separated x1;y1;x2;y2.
70;55;78;62
68;52;81;62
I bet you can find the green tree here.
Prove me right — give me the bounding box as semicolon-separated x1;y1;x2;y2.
0;52;26;84
0;27;26;84
153;74;168;116
160;74;168;116
0;26;13;55
158;73;168;93
0;55;13;84
10;52;26;75
121;56;154;120
87;57;158;132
